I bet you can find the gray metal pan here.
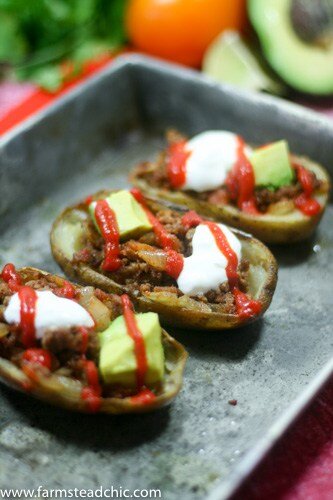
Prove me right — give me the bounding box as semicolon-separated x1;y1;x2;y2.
0;55;332;499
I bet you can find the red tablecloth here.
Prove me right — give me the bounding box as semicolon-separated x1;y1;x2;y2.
1;57;333;500
234;376;333;500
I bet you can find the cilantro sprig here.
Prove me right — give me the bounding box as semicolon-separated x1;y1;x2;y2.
0;0;127;91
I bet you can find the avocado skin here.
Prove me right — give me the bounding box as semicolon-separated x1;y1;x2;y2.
249;0;333;95
99;312;165;388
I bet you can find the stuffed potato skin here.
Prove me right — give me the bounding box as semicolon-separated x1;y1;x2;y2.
0;267;187;414
131;154;330;245
50;195;278;330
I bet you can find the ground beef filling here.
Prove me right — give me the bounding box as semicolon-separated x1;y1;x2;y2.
133;152;324;214
0;276;116;391
73;208;251;315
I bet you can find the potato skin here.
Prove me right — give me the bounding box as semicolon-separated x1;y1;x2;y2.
130;155;330;244
0;267;187;414
50;198;278;331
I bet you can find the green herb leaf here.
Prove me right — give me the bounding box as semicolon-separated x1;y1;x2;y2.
0;0;127;89
16;64;63;92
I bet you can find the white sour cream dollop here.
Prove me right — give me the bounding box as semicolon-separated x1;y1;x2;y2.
181;130;252;192
177;223;241;295
4;290;94;338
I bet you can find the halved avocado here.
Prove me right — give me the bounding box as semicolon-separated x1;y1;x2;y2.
249;0;333;94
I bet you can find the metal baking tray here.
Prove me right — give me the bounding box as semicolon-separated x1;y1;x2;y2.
0;55;332;499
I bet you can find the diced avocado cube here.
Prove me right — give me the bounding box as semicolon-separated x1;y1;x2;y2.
251;140;294;189
99;312;165;388
89;190;152;241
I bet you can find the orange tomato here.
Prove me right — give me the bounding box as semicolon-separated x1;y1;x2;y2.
125;0;248;67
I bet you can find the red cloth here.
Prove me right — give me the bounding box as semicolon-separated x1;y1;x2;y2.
234;377;333;500
1;56;333;499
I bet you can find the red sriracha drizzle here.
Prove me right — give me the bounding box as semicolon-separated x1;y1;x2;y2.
232;289;262;320
131;388;156;404
80;327;101;412
203;222;261;319
94;199;122;272
131;189;184;279
1;269;43;350
165;250;184;279
204;221;239;289
1;263;22;292
84;194;94;206
74;299;100;411
121;294;148;389
166;136;259;214
22;347;59;387
1;265;76;348
180;211;262;320
80;327;89;354
22;348;52;369
294;163;321;216
18;286;38;348
0;264;101;407
1;265;52;388
53;280;76;299
225;137;259;215
121;294;157;403
81;359;102;413
131;188;177;250
181;210;204;231
166;140;190;188
81;294;157;409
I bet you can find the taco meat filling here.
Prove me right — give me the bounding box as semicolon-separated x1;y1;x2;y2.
0;265;182;412
0;270;150;400
132;131;327;215
72;204;251;315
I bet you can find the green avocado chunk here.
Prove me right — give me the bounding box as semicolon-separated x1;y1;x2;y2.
89;190;152;241
99;312;165;388
248;0;333;95
251;140;294;189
